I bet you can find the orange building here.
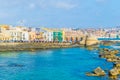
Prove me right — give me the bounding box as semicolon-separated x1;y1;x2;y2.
29;32;36;41
35;32;44;41
64;30;83;42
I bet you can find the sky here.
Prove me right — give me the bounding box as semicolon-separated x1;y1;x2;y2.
0;0;120;28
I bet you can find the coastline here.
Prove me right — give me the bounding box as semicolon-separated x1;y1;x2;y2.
0;40;117;52
0;42;73;52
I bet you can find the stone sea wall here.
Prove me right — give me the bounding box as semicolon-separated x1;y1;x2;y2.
0;42;72;51
80;36;100;46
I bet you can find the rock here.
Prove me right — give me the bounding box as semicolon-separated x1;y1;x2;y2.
107;58;117;62
109;68;119;79
109;68;119;76
99;53;115;59
99;49;119;59
114;62;120;68
86;67;106;76
113;62;120;73
106;56;120;62
103;48;109;51
110;50;119;55
94;67;106;76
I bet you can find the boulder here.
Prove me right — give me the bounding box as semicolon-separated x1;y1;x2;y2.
109;68;119;79
86;67;106;76
94;67;106;76
114;62;120;68
103;48;109;51
110;50;119;55
99;53;115;59
109;68;119;76
106;56;120;62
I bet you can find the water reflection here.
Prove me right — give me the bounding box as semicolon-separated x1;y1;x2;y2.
38;50;53;57
0;52;19;58
0;50;39;58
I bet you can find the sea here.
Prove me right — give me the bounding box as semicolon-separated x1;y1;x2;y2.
0;45;118;80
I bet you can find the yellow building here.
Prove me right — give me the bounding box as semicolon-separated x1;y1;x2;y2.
0;25;10;30
29;31;36;41
35;32;44;41
0;25;29;42
62;31;65;41
0;25;11;41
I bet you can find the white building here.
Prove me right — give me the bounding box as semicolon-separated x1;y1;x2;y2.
21;31;29;41
9;27;29;41
43;31;53;42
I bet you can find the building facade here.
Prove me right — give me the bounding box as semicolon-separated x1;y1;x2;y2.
43;31;53;42
53;31;63;42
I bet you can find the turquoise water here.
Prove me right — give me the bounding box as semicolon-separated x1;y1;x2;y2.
0;47;114;80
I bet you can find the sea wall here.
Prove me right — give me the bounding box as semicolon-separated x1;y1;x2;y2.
86;37;100;46
80;36;100;46
0;42;72;51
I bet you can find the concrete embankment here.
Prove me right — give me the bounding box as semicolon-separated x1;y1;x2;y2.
0;42;72;51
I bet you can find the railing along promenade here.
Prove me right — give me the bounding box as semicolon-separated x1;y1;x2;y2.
98;38;120;41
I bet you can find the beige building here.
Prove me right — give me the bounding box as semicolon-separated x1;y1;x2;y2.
0;25;29;42
0;25;11;41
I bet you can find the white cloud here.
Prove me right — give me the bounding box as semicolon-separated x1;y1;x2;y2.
54;2;77;10
36;0;77;10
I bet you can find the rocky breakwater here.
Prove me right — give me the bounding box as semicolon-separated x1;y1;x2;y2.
99;48;119;62
80;36;99;46
0;42;72;51
86;48;120;79
99;48;120;79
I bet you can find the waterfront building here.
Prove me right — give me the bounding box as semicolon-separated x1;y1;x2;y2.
28;31;36;41
43;31;53;42
64;30;83;42
53;31;63;42
62;31;65;41
41;27;53;42
0;33;11;41
21;31;29;41
34;28;44;41
0;25;11;41
8;26;29;42
2;24;120;42
35;32;44;41
0;25;10;30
